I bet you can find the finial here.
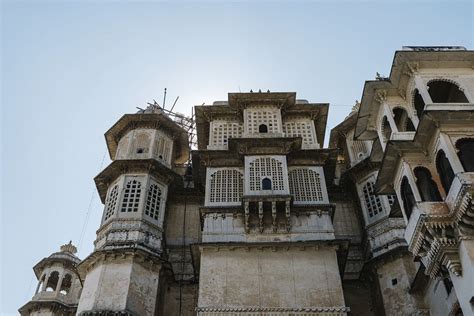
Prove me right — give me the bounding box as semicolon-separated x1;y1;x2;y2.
60;241;77;254
258;89;261;93
250;89;253;93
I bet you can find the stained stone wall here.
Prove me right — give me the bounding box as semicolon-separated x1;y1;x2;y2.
197;246;346;312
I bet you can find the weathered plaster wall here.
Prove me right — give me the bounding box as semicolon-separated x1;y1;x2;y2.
197;246;346;309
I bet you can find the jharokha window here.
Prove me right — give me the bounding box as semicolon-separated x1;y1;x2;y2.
427;80;468;103
121;179;142;213
414;167;442;202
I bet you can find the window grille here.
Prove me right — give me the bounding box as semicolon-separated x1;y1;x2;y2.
210;121;242;148
288;168;324;202
246;109;280;134
283;121;316;146
145;183;162;221
248;157;284;191
104;185;119;221
387;195;396;206
209;169;243;203
362;180;384;218
121;179;142;212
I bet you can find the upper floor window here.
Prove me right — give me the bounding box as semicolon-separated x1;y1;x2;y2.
121;179;142;213
427;80;468;103
401;176;416;220
436;150;455;194
245;108;281;134
414;167;442;202
362;180;384;218
248;157;284;191
145;183;162;221
45;271;59;292
456;138;474;172
262;177;272;190
393;108;415;132
208;121;242;149
283;120;318;148
288;168;325;203
59;274;72;295
208;168;243;204
104;185;119;221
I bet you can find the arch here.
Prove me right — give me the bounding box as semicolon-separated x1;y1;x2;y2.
45;271;59;292
436;150;455;194
262;177;272;190
59;274;72;295
259;124;268;133
427;80;468;103
381;116;392;142
393;107;415;132
401;176;416;220
248;157;284;191
456;138;474;172
413;167;442;202
36;274;46;294
413;88;425;119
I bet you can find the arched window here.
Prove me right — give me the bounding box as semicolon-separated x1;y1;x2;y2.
413;89;425;119
45;271;59;292
259;124;268;133
36;274;46;293
393;108;415;132
414;167;442;201
104;185;119;221
456;138;474;172
262;178;272;190
145;183;162;221
428;80;468;103
436;150;455;194
121;179;142;213
381;116;392;142
59;274;72;295
401;177;416;220
248;157;284;191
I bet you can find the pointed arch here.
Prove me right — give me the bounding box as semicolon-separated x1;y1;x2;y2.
413;167;442;202
427;80;468;103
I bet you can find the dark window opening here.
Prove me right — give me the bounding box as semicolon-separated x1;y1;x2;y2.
456;138;474;172
414;167;442;202
59;274;72;295
259;124;268;133
158;155;163;160
136;148;144;154
45;271;59;292
36;274;46;294
436;150;455;194
428;80;469;103
391;278;398;286
393;108;415;132
382;116;392;142
262;178;272;190
401;176;416;220
413;89;426;119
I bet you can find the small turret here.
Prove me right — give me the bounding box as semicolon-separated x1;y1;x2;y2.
19;242;82;316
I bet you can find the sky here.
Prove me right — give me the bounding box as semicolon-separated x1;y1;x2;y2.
1;0;473;314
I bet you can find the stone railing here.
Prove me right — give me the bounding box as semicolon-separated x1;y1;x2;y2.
196;306;350;316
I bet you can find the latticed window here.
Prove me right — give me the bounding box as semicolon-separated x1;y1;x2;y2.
210;121;242;148
121;179;142;212
362;180;384;218
346;129;368;162
283;120;316;146
248;157;284;191
387;195;396;206
289;168;324;202
145;183;162;220
104;185;119;221
246;109;280;134
209;169;243;203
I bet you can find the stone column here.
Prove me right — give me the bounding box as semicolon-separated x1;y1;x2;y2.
448;240;474;315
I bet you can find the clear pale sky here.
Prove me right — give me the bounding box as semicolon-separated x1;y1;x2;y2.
1;0;472;314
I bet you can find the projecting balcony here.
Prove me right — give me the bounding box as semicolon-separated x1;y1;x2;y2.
390;131;415;142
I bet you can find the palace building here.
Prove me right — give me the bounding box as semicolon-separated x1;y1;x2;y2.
19;47;474;316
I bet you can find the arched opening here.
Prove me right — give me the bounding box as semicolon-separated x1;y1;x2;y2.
428;80;469;103
381;116;392;142
414;167;442;201
45;271;59;292
456;138;474;172
262;177;272;190
393;108;415;132
436;150;455;194
36;274;46;294
413;89;425;119
59;274;72;295
401;176;416;220
259;124;268;133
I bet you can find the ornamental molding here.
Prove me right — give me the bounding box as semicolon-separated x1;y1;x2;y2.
196;306;350;313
